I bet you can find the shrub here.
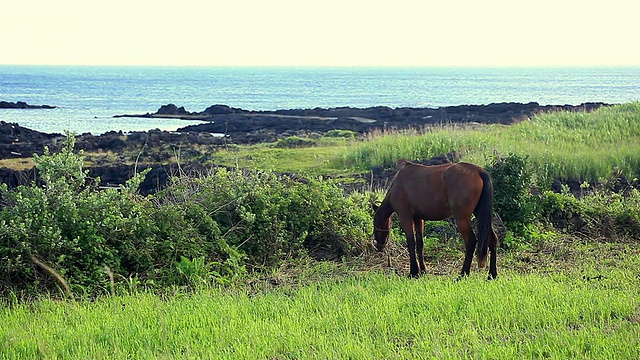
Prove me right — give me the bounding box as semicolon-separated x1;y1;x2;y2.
325;129;356;139
0;135;157;297
539;186;640;240
155;168;371;270
0;135;374;298
485;153;536;237
274;136;316;148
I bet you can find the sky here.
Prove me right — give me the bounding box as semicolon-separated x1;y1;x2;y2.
1;0;639;67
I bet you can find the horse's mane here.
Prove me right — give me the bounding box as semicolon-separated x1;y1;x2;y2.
385;160;413;190
396;159;413;168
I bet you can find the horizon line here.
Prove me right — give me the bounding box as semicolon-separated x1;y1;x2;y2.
2;63;640;69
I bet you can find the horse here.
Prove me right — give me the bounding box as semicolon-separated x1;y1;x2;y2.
372;161;498;279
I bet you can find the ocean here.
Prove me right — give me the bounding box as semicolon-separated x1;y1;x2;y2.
1;65;639;135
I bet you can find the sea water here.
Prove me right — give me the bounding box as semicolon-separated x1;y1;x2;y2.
1;65;639;135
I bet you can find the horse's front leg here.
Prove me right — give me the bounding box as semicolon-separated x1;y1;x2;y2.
414;218;426;274
400;217;420;277
404;233;420;278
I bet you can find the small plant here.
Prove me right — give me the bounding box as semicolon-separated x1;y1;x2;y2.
120;274;142;295
325;129;356;139
274;136;316;148
174;256;215;288
0;134;155;298
538;186;640;240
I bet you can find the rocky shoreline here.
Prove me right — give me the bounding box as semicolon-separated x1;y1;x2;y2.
0;102;610;194
118;102;607;142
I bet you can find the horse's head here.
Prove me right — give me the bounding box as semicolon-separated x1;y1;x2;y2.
373;220;391;251
371;202;391;251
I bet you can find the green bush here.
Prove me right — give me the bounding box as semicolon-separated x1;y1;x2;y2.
274;136;316;148
155;168;371;270
0;134;375;299
0;136;157;297
325;130;356;139
539;186;640;240
485;153;536;237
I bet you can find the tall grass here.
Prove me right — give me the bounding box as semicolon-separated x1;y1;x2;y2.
339;103;640;185
2;268;638;359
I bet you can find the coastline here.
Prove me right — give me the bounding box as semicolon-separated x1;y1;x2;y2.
0;101;613;195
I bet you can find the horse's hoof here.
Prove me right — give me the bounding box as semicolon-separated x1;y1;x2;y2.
487;274;498;281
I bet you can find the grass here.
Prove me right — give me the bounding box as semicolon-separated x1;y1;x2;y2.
2;241;639;359
211;138;354;175
0;157;35;171
203;103;640;184
3;104;640;359
339;103;640;184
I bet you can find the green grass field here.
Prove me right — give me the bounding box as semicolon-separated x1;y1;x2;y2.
2;243;639;359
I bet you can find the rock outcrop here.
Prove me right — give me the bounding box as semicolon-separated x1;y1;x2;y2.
0;101;56;109
0;121;62;158
115;102;609;144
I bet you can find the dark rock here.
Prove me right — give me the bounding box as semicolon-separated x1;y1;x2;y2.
175;102;610;142
0;166;39;188
0;101;56;109
114;102;611;144
202;104;244;115
0;121;62;159
156;104;189;115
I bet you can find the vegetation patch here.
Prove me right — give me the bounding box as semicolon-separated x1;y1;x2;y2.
274;135;317;148
0;136;371;298
339;103;640;186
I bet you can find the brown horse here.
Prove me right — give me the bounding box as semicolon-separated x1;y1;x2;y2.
372;161;498;279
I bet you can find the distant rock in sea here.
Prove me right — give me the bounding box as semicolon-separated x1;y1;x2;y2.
0;101;56;109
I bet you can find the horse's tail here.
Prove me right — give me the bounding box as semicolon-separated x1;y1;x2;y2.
475;170;494;268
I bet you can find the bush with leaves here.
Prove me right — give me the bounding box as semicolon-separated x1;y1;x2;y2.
539;185;640;240
154;168;371;270
274;136;317;148
485;153;536;237
0;135;157;297
0;135;373;298
149;173;247;285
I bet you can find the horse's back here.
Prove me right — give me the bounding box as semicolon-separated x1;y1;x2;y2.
388;162;486;220
391;162;452;194
387;162;455;219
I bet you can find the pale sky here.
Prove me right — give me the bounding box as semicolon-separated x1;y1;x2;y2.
1;0;639;67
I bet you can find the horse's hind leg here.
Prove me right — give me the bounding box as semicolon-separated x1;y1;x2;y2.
487;228;498;280
414;218;426;274
456;217;477;278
